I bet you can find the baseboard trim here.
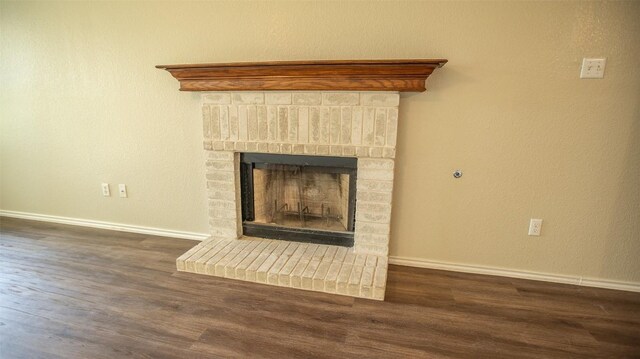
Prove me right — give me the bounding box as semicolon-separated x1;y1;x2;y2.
388;256;640;293
2;209;638;293
0;210;209;241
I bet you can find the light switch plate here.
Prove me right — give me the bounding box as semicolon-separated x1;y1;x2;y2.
580;58;606;79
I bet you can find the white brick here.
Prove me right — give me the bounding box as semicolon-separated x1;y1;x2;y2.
310;107;321;143
209;208;237;219
206;160;234;171
267;106;277;141
383;147;396;158
356;221;391;235
210;106;221;140
232;92;264;104
238;106;248;141
212;142;226;152
354;233;389;246
360;92;400;107
304;144;316;154
277;107;288;141
247;105;258;141
336;263;353;295
228;106;239;141
329;107;341;144
357;191;392;203
319;107;330;143
292;144;305;154
288;106;298;142
208;199;236;211
341;107;352;144
234;142;246;151
324;262;342;293
369;147;383;158
343;146;355;156
246;142;258;152
358;168;394;181
374;108;387;146
359;265;375;298
210;218;237;230
219;105;230;140
351;107;363;145
292;92;321;105
386;108;398;146
348;265;364;296
322;92;359;106
207;151;234;161
359;158;394;170
356;207;391;223
362;107;375;146
312;261;332;290
203;93;231;104
206;171;235;182
269;143;280;153
265;92;292;105
354;243;388;256
316;145;329;155
355;146;369;157
357;179;394;193
298;107;309;143
301;260;321;289
209;226;238;239
208;190;235;201
235;240;271;279
257;106;268;140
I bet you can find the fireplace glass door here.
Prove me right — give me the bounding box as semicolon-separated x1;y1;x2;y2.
240;153;356;247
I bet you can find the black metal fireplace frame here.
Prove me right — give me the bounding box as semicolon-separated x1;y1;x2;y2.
240;153;357;247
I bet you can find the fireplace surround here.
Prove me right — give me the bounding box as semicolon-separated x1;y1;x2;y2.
157;60;446;300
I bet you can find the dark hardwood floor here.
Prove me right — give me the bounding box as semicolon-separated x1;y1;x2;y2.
1;217;639;358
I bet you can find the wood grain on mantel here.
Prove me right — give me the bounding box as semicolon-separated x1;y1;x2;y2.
156;59;447;92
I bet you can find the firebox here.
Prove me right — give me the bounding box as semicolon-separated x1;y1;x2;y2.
240;153;357;247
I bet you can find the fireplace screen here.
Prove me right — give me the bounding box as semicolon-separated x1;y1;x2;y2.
240;153;356;247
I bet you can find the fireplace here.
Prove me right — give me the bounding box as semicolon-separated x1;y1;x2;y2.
240;153;357;247
157;59;446;300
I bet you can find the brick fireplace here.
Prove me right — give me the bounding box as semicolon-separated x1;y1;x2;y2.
157;60;446;300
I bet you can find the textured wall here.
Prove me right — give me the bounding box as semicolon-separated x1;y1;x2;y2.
1;1;639;283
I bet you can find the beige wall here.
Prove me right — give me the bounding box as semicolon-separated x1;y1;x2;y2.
1;1;639;283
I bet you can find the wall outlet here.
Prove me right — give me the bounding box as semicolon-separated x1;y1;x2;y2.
528;219;543;236
580;58;606;79
118;184;128;198
101;183;110;197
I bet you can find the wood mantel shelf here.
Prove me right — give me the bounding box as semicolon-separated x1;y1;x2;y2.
156;59;447;92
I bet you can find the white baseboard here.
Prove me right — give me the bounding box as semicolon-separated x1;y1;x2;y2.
388;256;640;293
0;210;209;241
2;209;638;293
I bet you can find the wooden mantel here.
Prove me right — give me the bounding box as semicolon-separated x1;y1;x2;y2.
156;59;447;92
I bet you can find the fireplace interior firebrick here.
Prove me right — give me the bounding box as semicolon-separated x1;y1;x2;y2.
240;153;356;247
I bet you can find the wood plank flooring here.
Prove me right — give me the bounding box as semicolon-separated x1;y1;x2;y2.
1;217;639;358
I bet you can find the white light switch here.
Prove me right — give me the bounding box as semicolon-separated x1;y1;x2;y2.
118;184;128;198
580;58;606;79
